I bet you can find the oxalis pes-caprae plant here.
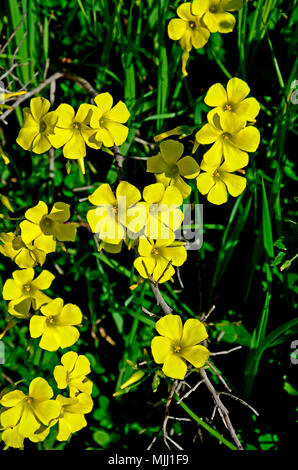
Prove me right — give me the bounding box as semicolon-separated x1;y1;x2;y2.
0;0;265;451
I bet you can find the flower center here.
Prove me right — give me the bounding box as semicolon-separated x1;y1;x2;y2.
173;344;182;353
222;133;230;140
152;248;159;255
26;397;32;404
188;21;196;29
24;284;31;292
47;315;55;325
225;104;232;111
210;5;217;13
73;122;80;129
40;216;54;235
39;120;47;132
165;164;179;178
100;119;105;127
112;205;118;214
213;168;221;179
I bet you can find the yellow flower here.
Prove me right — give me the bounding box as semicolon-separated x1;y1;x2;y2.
147;140;200;197
196;155;246;204
142;183;183;239
134;237;187;284
151;315;210;379
49;103;96;160
2;268;54;318
54;351;93;397
20;201;77;253
55;393;93;441
87;181;145;245
88;92;130;147
0;378;61;438
204;77;260;123
29;298;82;351
192;0;243;33
195;112;260;169
0;232;46;268
168;3;210;52
16;97;58;154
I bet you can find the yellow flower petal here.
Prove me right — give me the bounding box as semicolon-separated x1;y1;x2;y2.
31;270;55;290
233;97;260;121
163;354;187;380
34;234;56;253
58;303;82;325
222;140;249;169
29;377;53;400
177;155;200;178
104;121;128;146
192;0;209;15
39;327;60;351
207;180;228;205
1;403;24;428
230;126;260;152
41;298;64;317
203;139;223;167
156;314;183;342
56;103;75;127
116;181;141;208
2;279;23;300
177;2;193;20
181;318;208;347
161;245;187;267
181;344;210;367
0;390;25;407
215;12;236;33
220;171;246;197
94;92;113;115
29;315;46;338
143;183;165;204
227;77;250;105
16;127;39;151
32;399;61;425
134;256;156;278
222;0;243;10
30;97;50;121
54;325;80;348
195;123;222;145
89;183;116;207
63;130;86;159
18;404;40;437
105;101;130;123
1;426;24;448
49;202;70;222
54;222;77;242
146;154;168;174
160;140;184;164
152;257;175;283
196;172;215;195
13;267;35;286
151;336;173;363
168;18;187;40
192;27;210;49
32;133;51;154
54;365;68;389
205;82;228;107
25;201;48;224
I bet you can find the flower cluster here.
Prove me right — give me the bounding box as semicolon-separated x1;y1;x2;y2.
0;201;83;351
196;77;261;204
16;94;130;174
168;1;243;75
87;179;188;283
0;352;93;448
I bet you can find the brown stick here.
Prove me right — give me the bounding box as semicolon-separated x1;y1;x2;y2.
199;367;244;450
